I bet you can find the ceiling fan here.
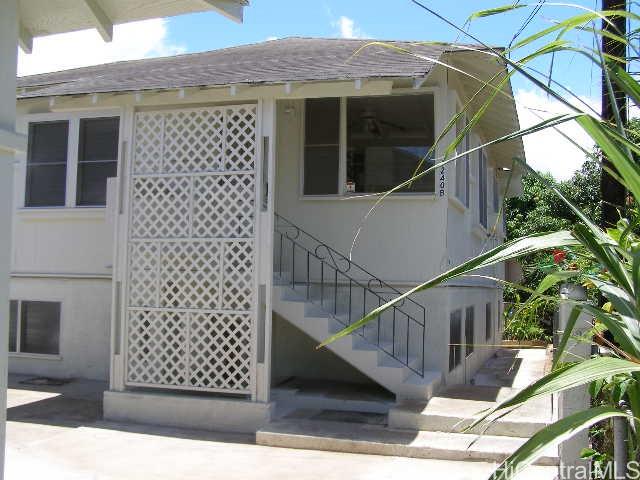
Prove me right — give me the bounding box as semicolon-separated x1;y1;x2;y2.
351;108;407;137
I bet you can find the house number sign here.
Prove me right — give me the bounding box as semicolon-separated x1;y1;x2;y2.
439;166;446;197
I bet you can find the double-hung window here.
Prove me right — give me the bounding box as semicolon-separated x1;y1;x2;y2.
76;117;119;206
9;300;61;356
303;94;435;195
454;115;470;206
24;115;120;208
478;150;488;228
25;121;69;207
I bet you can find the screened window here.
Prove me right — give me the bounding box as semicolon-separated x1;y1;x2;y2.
9;300;61;355
347;95;434;193
454;115;470;206
478;150;488;228
304;98;340;195
77;117;119;206
449;309;462;372
303;94;435;195
465;306;475;357
486;302;493;341
25;121;69;207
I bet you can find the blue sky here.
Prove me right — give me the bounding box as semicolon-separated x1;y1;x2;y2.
18;1;617;179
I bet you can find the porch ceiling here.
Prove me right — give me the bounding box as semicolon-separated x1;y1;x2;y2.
17;0;246;52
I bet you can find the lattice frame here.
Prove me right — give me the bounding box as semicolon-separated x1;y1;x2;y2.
124;105;257;394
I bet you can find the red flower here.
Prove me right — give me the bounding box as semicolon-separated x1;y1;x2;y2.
553;249;566;264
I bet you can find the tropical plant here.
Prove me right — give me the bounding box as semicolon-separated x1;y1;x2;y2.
320;2;640;478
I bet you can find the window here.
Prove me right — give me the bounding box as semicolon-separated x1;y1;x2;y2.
303;94;435;195
478;150;488;228
449;309;462;371
347;95;435;193
304;98;340;195
25;121;69;207
77;117;119;206
454;115;470;206
465;306;475;357
486;302;493;341
9;300;61;355
24;115;120;208
492;169;500;213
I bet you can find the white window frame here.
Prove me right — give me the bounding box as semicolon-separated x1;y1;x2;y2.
299;89;439;199
9;298;63;360
18;109;122;210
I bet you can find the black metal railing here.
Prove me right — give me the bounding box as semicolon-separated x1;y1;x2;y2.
274;213;426;377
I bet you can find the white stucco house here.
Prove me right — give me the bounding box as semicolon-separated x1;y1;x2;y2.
9;37;524;432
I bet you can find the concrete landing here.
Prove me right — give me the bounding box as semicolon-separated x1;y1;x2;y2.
256;418;559;466
389;348;554;437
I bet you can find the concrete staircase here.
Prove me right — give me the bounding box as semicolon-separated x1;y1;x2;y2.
258;349;558;476
272;276;442;400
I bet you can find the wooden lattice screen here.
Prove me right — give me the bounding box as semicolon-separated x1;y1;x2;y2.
124;105;257;394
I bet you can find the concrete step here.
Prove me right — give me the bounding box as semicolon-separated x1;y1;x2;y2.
389;385;552;438
256;419;559;466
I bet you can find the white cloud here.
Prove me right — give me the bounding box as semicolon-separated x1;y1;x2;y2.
265;36;279;41
332;16;366;39
515;89;599;180
18;19;185;77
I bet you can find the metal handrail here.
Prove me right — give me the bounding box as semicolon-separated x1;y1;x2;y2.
274;213;426;377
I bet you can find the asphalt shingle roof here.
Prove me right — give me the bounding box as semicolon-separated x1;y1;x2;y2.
16;37;479;99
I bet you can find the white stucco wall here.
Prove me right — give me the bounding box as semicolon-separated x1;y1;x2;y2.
9;100;114;381
274;98;449;285
8;277;111;380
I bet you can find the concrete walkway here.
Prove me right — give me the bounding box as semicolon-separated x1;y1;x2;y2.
5;374;555;480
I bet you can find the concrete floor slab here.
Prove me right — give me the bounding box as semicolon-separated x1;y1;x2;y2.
5;374;558;479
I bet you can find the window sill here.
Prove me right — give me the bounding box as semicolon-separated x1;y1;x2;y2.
300;193;439;202
448;196;468;213
17;207;106;221
9;352;62;361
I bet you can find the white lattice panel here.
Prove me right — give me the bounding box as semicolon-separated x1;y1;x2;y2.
164;109;225;173
188;313;252;390
133;112;164;174
225;106;256;171
193;174;255;238
124;105;257;394
160;241;221;310
131;176;191;239
127;310;188;386
222;241;254;311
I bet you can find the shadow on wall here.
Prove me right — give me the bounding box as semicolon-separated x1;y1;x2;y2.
271;313;378;387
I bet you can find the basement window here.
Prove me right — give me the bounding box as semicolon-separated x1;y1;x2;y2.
486;302;493;341
303;94;435;196
449;309;462;372
9;300;61;356
465;306;475;357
